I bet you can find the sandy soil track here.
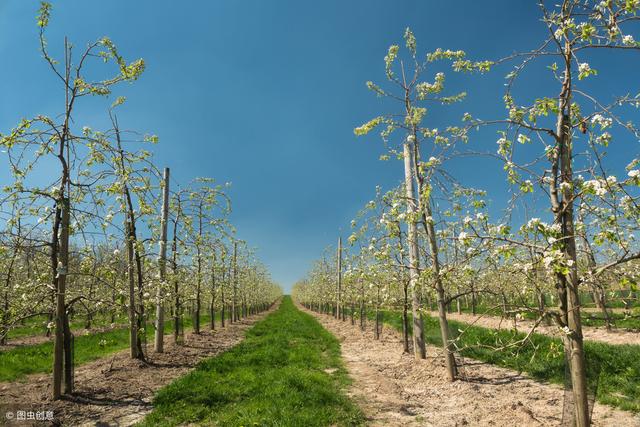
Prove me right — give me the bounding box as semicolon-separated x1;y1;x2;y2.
301;306;638;427
434;311;640;347
0;304;277;427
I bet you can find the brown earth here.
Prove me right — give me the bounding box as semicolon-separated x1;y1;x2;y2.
301;306;639;427
0;305;277;427
0;324;128;351
434;311;640;347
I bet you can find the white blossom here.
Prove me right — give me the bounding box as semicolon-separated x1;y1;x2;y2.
590;114;612;129
578;63;591;74
623;35;636;46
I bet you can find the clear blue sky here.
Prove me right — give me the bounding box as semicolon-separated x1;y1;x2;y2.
1;1;638;292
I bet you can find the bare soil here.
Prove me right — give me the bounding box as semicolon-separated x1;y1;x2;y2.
0;324;128;351
435;311;640;347
302;306;639;427
0;306;276;427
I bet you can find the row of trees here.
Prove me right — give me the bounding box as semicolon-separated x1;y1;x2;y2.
0;2;281;400
294;1;640;425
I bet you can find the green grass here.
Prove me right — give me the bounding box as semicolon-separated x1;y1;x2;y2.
371;309;640;412
0;312;218;382
5;313;128;340
442;303;640;330
140;297;364;427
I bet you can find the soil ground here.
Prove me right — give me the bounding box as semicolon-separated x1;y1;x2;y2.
0;306;276;427
302;306;639;427
0;324;128;351
435;311;640;347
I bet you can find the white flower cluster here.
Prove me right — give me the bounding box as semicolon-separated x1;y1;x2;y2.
582;179;610;196
578;63;591;74
623;35;636;46
542;249;574;270
527;217;541;229
458;231;471;245
590;114;612;129
595;1;609;13
595;132;612;146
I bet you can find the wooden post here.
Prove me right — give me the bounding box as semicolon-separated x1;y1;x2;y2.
336;236;342;320
154;167;170;353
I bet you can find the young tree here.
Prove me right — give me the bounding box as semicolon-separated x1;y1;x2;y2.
0;2;144;398
354;29;474;378
460;1;640;423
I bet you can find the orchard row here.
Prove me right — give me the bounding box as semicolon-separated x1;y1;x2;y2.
0;2;281;400
294;2;640;426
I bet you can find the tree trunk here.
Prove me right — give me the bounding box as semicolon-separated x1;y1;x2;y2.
403;140;426;359
553;63;589;424
374;302;380;340
154;167;170;353
336;237;342;320
52;197;70;399
231;242;237;323
126;218;138;359
350;302;355;325
360;289;365;331
471;283;477;316
402;283;409;354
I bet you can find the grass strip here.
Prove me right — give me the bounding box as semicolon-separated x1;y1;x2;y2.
369;309;640;412
140;296;364;427
0;312;218;382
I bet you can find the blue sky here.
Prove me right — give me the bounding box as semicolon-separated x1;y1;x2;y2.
1;1;638;292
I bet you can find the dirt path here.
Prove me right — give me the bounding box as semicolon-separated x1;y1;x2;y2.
434;311;640;347
0;305;277;427
0;323;129;351
301;306;638;427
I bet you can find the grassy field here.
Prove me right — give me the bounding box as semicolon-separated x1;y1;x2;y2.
454;306;640;330
0;313;218;382
5;313;128;340
140;296;364;427
371;310;640;412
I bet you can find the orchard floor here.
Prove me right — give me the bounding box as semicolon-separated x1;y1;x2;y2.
432;311;640;347
301;306;639;427
0;305;276;427
0;323;128;351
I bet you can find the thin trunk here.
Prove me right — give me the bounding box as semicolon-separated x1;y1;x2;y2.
360;285;365;331
126;217;138;359
221;249;227;328
471;283;477;315
210;249;217;330
336;236;342;320
403;140;426;359
53;197;70;398
154;167;170;353
402;283;409;353
350;302;355;325
552;37;589;424
424;199;457;381
232;242;237;323
171;214;181;344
